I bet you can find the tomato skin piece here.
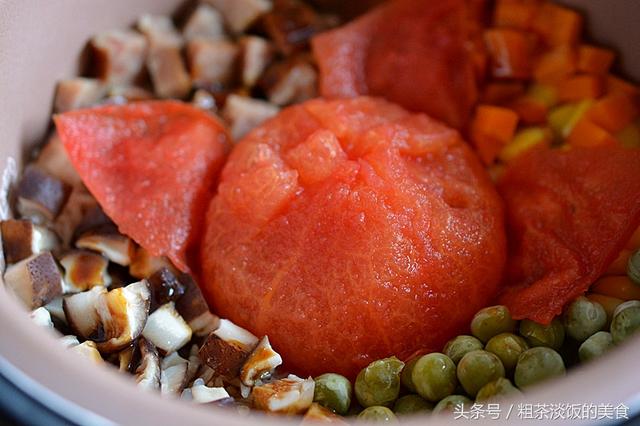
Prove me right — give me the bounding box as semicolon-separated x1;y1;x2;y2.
55;100;229;273
201;97;506;379
498;146;640;324
312;0;483;129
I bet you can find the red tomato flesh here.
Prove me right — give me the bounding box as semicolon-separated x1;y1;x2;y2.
312;0;483;129
498;146;640;323
55;101;229;272
201;97;506;378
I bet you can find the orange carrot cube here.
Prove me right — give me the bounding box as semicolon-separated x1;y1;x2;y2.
484;28;534;80
607;75;640;97
578;45;615;74
493;0;541;30
510;96;548;124
588;94;638;133
567;117;618;148
533;45;577;83
558;74;604;102
470;105;520;165
531;2;583;46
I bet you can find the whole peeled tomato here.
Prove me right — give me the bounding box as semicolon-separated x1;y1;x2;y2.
200;97;506;378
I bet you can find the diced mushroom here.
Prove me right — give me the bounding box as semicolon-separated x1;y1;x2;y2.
262;59;317;106
302;403;347;424
142;302;192;354
222;94;279;140
54;188;99;247
239;36;273;88
175;274;219;336
199;319;258;378
185;344;202;385
204;0;272;34
147;268;185;312
71;341;104;364
187;38;239;90
60;250;111;292
191;89;218;112
135;337;161;391
191;378;231;404
160;352;189;396
4;252;64;309
63;286;107;339
72;205;112;241
91;30;147;86
45;296;66;324
240;336;283;387
138;17;191;99
261;0;324;55
129;246;175;280
251;375;315;414
1;219;59;265
75;228;134;266
54;78;107;113
16;166;72;224
59;335;80;348
138;14;183;47
94;281;151;353
119;345;135;372
35;133;83;188
183;4;226;41
29;307;54;328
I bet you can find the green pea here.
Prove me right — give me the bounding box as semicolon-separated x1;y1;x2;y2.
411;353;457;402
519;318;565;350
628;249;640;285
471;305;517;343
475;377;521;402
514;347;565;388
433;395;472;415
393;395;433;415
456;350;505;397
611;303;640;345
578;331;613;362
400;356;419;393
355;357;404;408
443;335;484;364
313;373;352;415
357;406;398;423
563;296;607;342
485;333;529;371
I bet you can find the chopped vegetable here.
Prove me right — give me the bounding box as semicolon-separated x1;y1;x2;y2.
562;296;607;342
484;28;533;79
577;45;615;75
470;105;519;164
578;331;613;362
592;276;640;301
610;303;640;344
443;335;484;365
586;293;624;328
548;100;593;139
588;94;638;133
533;45;577;83
393;395;432;416
314;373;352;415
558;74;603;102
354;357;404;408
628;250;640;285
485;333;529;371
493;0;540;30
475;377;521;402
519;319;565;350
357;406;397;423
470;305;517;343
531;2;582;47
411;353;457;402
498;126;551;162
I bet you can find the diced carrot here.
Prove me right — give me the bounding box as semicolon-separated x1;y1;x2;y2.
578;45;615;75
586;293;624;327
493;0;541;30
606;75;640;97
511;96;547;124
558;74;604;102
627;225;640;250
499;126;551;162
591;276;640;301
587;94;638;133
484;28;534;79
470;105;519;165
481;82;525;104
605;249;632;276
531;2;582;46
533;45;577;83
566;117;618;148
